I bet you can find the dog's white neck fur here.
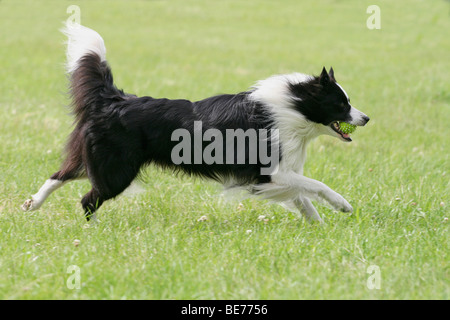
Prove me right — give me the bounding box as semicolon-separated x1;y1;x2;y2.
249;73;320;173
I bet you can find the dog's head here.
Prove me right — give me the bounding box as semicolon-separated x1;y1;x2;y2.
289;67;370;142
249;67;370;142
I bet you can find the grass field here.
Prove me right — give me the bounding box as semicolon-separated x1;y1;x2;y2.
0;0;449;300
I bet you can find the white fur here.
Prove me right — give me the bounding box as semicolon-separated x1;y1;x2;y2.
253;172;352;211
61;22;107;73
249;73;313;109
22;179;65;211
349;105;368;126
249;73;355;223
249;73;320;173
294;196;323;223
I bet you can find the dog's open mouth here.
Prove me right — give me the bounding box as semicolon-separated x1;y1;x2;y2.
330;121;352;141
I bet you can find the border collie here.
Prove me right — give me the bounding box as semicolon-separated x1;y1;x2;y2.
22;23;369;223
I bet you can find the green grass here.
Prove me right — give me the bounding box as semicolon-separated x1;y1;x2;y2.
0;0;449;299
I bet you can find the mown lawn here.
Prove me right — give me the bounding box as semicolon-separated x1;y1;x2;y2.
0;0;448;299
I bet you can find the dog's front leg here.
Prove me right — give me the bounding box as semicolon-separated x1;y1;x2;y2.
293;196;324;224
272;172;353;213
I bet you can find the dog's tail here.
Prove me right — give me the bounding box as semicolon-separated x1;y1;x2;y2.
61;22;123;120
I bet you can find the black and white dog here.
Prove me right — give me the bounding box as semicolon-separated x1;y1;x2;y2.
22;23;369;223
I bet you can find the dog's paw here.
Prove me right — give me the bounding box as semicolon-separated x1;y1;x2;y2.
22;199;40;211
307;216;325;225
326;192;353;213
339;200;353;213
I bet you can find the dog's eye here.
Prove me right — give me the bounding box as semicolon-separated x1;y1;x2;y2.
340;102;345;108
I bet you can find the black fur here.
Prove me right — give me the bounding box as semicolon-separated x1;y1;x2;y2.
55;54;277;219
288;67;353;126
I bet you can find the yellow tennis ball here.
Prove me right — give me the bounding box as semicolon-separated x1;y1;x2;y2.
339;122;357;134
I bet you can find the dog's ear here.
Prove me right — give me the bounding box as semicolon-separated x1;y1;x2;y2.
319;66;330;85
329;67;336;82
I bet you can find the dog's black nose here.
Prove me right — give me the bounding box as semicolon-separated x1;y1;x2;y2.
363;115;370;124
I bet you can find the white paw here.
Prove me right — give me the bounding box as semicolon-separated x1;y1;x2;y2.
307;215;325;225
21;198;40;211
326;192;353;213
339;200;353;213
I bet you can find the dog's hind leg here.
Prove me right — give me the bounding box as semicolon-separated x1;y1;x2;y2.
80;173;138;221
80;188;104;222
21;167;85;212
81;157;141;221
22;178;67;211
22;148;85;212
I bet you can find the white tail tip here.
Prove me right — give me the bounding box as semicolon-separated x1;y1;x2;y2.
61;22;107;73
